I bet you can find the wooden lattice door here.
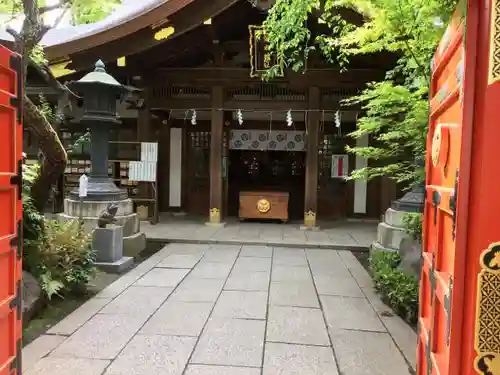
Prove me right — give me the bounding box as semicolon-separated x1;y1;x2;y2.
186;127;211;216
0;45;23;375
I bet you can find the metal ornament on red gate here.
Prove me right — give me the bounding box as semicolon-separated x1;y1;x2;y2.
431;124;450;170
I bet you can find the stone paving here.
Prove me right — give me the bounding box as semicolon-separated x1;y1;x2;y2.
141;219;378;250
23;243;416;375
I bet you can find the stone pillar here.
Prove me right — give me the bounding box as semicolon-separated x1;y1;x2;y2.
303;87;320;229
208;86;224;225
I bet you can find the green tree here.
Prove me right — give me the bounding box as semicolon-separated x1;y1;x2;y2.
1;0;120;209
262;0;459;185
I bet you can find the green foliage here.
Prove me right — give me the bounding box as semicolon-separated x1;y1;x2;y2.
262;0;459;185
71;0;121;24
403;212;423;242
22;163;45;242
24;219;96;299
369;250;419;324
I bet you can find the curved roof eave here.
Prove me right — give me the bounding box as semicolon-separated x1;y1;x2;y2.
0;0;195;60
46;0;195;60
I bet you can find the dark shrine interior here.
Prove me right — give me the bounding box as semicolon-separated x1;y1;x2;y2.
227;150;306;220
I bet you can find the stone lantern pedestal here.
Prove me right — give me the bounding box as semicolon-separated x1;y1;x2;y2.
57;60;146;262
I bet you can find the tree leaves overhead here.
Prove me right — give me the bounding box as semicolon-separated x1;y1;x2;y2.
263;0;458;185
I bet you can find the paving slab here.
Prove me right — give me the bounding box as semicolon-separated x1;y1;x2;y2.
263;343;338;375
273;249;308;266
135;268;189;288
191;318;265;367
189;261;234;279
212;291;268;320
99;286;173;318
140;301;213;337
321;295;386;332
202;249;239;263
23;335;67;372
185;365;261;375
51;314;146;359
23;357;110;375
266;306;330;346
313;275;365;298
104;335;197;375
224;270;270;291
170;277;225;302
232;257;272;272
331;329;412;375
240;245;273;258
157;253;203;268
48;298;112;335
271;265;312;282
269;281;320;308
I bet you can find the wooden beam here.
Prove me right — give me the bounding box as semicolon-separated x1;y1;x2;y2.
153;68;383;88
304;87;320;228
66;0;240;71
208;86;224;224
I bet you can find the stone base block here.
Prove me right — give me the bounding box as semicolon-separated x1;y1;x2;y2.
299;225;321;231
123;232;147;258
95;257;134;274
370;241;399;254
205;221;227;228
383;208;407;227
376;221;409;250
93;226;123;263
57;212;140;238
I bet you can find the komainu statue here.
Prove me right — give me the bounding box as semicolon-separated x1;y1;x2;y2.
97;202;120;228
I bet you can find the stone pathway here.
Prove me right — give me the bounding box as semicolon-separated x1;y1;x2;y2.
23;244;416;375
142;220;378;250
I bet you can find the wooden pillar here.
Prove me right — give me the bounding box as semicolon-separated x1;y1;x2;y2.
137;87;152;215
304;87;320;228
208;86;224;224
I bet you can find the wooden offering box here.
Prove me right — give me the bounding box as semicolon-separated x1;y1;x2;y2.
239;191;289;222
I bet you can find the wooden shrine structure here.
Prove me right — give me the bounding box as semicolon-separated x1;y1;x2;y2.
15;0;398;226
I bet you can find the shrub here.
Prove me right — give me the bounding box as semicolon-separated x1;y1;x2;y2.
24;219;96;299
369;250;419;325
22;163;44;242
402;212;423;242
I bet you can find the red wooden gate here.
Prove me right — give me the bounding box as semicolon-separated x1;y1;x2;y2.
0;45;23;375
418;1;500;374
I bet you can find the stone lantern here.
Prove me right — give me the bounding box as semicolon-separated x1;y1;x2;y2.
58;60;146;270
67;60;128;201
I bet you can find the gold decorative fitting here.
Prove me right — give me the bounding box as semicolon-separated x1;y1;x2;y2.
304;210;316;227
117;56;126;67
474;242;500;374
209;208;221;223
256;199;271;213
50;60;75;78
489;0;500;84
154;26;175;41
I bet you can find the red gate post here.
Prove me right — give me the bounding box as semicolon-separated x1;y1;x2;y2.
0;44;23;375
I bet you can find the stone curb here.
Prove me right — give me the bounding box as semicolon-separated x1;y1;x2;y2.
146;237;369;252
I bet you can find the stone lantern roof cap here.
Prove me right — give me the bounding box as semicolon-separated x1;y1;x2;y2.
76;60;123;88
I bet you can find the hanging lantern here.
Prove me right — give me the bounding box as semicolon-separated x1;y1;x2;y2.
286;109;293;127
237;109;244;125
191;109;197;125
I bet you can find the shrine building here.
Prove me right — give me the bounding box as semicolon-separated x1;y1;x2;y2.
5;0;399;227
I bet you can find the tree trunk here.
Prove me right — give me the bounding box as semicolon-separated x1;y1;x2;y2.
23;94;68;211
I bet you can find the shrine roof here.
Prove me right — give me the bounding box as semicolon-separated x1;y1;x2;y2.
0;0;195;60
